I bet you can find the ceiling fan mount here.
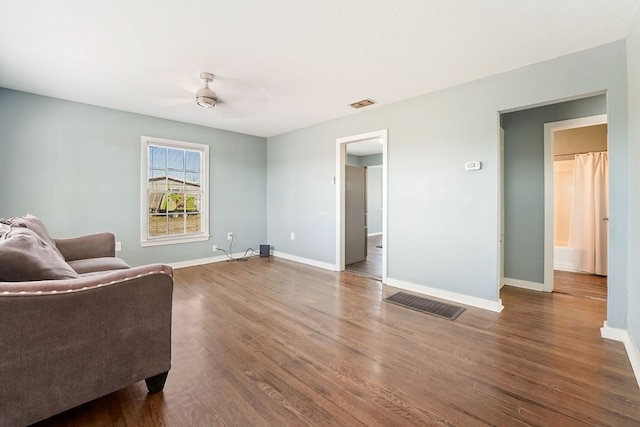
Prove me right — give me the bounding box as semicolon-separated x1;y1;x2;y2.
155;70;268;118
196;72;218;108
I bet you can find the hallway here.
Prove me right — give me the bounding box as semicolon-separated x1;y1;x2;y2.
345;234;382;280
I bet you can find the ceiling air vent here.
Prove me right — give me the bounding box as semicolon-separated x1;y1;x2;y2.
349;98;376;109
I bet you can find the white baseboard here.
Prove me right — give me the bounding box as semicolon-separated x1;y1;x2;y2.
385;277;504;313
170;250;337;272
503;277;545;292
272;251;337;271
169;252;250;269
601;321;640;389
600;321;627;340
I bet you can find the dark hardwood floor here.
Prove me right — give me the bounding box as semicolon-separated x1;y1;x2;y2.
345;234;382;279
33;257;639;426
554;270;608;301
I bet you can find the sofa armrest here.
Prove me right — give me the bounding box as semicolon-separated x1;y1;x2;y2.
0;264;173;427
54;232;116;261
0;263;172;294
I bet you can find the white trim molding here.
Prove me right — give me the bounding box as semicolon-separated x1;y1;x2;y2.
169;252;251;269
272;251;336;271
140;135;210;248
385;277;504;313
141;234;210;248
336;129;388;282
601;321;640;389
503;277;545;292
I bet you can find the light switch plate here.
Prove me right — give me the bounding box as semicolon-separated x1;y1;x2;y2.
465;161;482;171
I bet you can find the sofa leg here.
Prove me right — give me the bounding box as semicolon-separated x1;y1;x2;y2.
145;371;169;394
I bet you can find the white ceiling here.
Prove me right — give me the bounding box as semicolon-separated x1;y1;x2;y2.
1;0;639;138
347;138;383;156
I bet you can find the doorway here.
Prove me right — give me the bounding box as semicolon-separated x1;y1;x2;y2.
500;94;608;303
336;129;387;281
344;164;383;279
544;115;608;299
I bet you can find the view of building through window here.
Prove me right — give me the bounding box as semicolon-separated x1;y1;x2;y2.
147;145;203;237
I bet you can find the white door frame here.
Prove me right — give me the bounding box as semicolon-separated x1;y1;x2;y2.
543;114;608;292
499;127;505;290
336;129;388;281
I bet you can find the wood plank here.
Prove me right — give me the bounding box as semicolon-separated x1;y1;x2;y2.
346;234;382;279
554;270;607;300
32;257;640;426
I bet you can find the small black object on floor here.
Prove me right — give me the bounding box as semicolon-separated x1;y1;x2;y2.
384;292;465;320
259;244;270;257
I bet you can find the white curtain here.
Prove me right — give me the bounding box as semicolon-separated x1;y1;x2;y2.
572;152;609;275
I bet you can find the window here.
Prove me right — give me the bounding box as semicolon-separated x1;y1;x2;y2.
140;136;209;247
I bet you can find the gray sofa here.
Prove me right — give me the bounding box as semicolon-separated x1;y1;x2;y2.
0;215;173;427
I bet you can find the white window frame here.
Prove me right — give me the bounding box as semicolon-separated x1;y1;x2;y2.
140;136;210;247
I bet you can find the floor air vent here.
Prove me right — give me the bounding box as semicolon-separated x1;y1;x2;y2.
384;292;465;320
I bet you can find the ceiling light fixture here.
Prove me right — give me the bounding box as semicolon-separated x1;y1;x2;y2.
196;72;218;108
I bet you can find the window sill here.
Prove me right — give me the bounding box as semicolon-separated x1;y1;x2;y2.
140;234;210;248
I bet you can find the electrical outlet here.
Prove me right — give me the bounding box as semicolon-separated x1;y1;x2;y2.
227;232;233;241
115;241;122;252
212;244;218;252
290;232;295;241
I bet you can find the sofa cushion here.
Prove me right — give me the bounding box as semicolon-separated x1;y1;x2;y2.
0;227;79;281
1;214;64;259
68;257;130;275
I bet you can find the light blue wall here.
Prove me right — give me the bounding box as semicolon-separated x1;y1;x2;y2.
266;124;338;262
267;42;629;321
1;41;632;330
627;13;640;352
0;89;267;267
360;153;383;167
501;95;606;283
367;165;383;235
346;154;361;166
347;153;382;167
